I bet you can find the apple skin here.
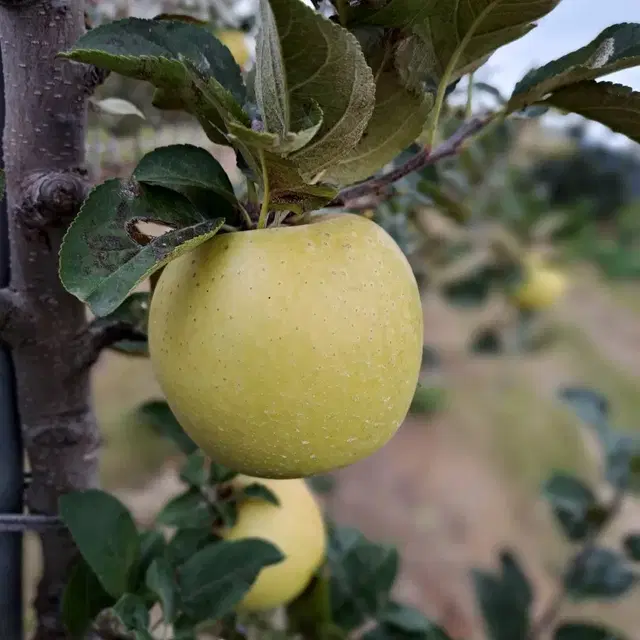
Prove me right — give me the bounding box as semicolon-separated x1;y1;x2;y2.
148;213;424;478
222;476;326;612
512;254;568;311
215;30;250;68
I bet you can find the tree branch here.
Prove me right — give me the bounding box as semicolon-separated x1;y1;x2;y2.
330;116;491;209
19;169;90;231
77;62;110;97
0;287;32;346
0;3;103;638
73;318;147;372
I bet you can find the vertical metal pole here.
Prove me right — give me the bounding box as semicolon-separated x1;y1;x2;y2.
0;49;24;639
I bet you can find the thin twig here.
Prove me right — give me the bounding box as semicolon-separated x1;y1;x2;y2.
73;318;147;372
331;116;491;209
527;487;626;639
257;149;271;229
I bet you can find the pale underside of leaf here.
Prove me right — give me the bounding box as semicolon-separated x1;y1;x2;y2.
256;0;290;137
62;18;248;144
266;0;376;179
543;81;640;144
92;97;145;119
228;100;323;156
508;22;640;112
277;99;324;154
323;70;434;184
357;0;561;89
265;153;339;213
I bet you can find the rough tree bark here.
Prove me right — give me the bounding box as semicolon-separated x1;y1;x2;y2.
0;1;108;637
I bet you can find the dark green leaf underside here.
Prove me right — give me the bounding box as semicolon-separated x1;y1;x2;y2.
544;82;640;144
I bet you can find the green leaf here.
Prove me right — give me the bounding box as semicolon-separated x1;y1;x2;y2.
441;268;492;308
328;526;399;631
113;593;149;630
542;473;601;542
605;434;640;494
554;623;630;640
472;550;532;640
59;179;225;317
228;100;324;156
241;482;281;506
132;144;239;218
180;451;208;487
209;461;238;485
156;489;213;529
62;557;116;639
262;152;339;213
276;100;324;155
557;386;610;440
421;346;441;371
287;568;334;640
323;64;434;185
564;547;637;601
306;474;337;496
257;0;376;180
409;384;445;416
102;292;150;357
61;18;247;141
623;534;640;562
469;327;503;355
543;82;640;145
59;490;140;598
508;23;640;112
165;528;221;567
356;0;561;90
146;557;178;623
131;530;167;590
381;601;441;635
255;0;289;137
137;400;197;456
212;500;240;529
178;539;284;622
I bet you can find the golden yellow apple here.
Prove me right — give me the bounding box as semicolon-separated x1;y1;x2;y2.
215;29;250;68
222;476;326;611
512;257;568;310
148;213;423;478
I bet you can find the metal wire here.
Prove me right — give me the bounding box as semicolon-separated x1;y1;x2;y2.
0;514;64;533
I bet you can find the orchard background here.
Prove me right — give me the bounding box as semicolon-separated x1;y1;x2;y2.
1;0;640;638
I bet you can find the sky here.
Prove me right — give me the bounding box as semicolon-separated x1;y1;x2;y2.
477;0;640;147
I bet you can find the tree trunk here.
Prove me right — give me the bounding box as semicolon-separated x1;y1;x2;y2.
0;1;102;637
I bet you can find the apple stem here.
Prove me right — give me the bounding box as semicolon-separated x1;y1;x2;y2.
257;149;271;229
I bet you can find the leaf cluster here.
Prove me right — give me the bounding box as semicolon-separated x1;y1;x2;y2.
56;3;640;319
59;401;447;639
